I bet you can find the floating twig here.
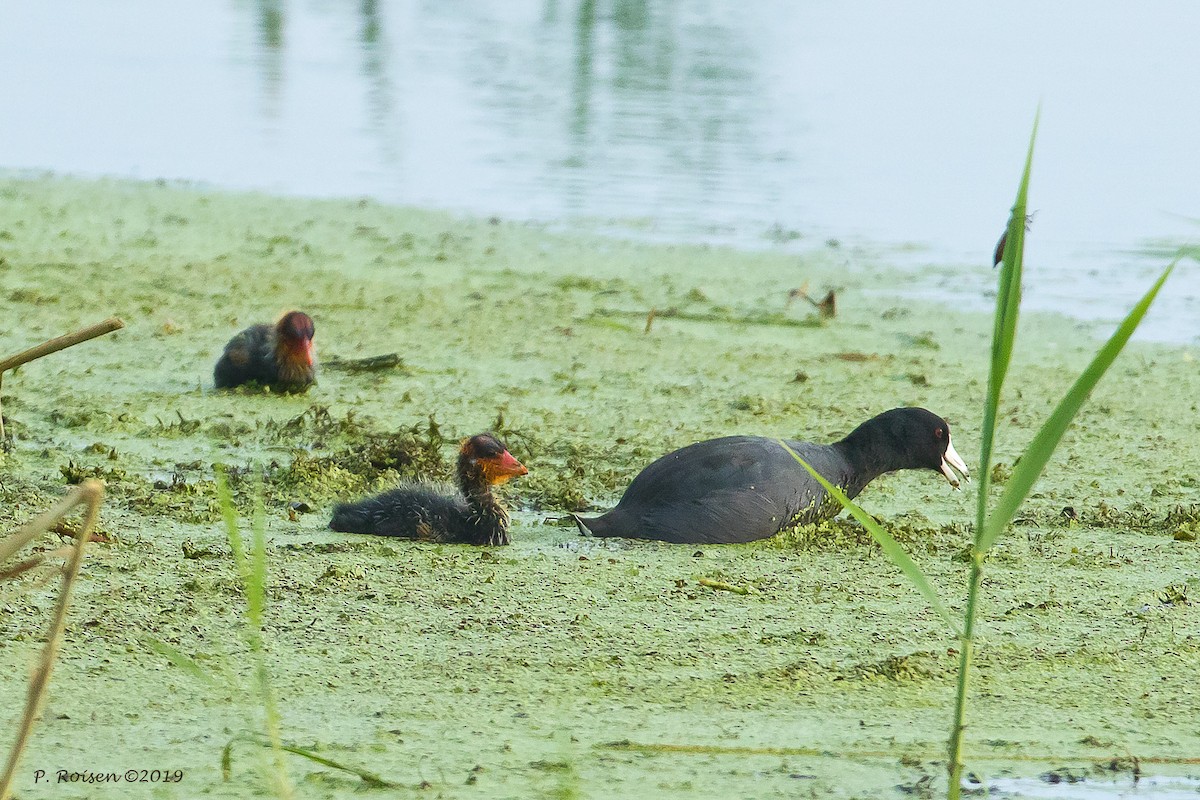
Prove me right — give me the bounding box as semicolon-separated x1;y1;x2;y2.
596;307;821;330
0;317;125;373
322;353;407;373
697;577;758;595
0;317;125;441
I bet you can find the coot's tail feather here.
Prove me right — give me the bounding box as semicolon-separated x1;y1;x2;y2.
572;512;623;537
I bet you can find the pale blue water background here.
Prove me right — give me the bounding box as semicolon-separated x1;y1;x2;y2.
1;1;1197;340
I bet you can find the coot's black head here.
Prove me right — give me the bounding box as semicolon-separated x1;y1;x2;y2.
460;433;529;486
845;408;970;488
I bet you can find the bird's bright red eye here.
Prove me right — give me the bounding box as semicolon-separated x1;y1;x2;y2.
935;428;944;439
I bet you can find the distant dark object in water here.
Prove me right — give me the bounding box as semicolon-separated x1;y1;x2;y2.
994;212;1036;268
573;408;968;544
329;433;528;546
213;310;316;392
787;283;837;318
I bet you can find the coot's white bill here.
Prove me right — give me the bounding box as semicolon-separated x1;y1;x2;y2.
940;436;970;489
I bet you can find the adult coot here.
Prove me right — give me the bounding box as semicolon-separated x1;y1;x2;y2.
572;407;967;544
214;310;316;392
329;433;528;546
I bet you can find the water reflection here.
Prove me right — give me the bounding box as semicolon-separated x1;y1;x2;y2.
252;0;285;120
569;0;596;144
0;1;1196;339
356;0;395;162
268;0;779;240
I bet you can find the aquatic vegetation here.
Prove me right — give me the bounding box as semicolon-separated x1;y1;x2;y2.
769;516;965;554
264;414;459;509
517;440;627;512
839;650;950;682
3;175;1198;796
58;456;224;523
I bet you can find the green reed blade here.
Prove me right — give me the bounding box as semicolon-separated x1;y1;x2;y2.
979;261;1175;551
143;636;217;687
977;111;1039;540
953;111;1036;798
779;441;959;634
226;734;398;788
215;466;247;577
273;742;397;788
247;489;267;629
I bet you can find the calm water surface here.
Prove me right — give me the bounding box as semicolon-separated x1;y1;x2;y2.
1;1;1197;340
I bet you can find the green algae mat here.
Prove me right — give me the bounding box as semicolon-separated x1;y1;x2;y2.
1;176;1198;798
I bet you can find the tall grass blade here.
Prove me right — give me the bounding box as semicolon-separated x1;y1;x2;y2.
223;734;398;788
213;469;294;800
143;637;218;687
215;466;247;579
951;113;1039;799
779;441;959;634
978;261;1175;550
270;738;397;788
977;111;1039;538
247;489;267;628
274;743;396;788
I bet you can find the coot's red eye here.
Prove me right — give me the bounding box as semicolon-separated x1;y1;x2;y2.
935;428;944;439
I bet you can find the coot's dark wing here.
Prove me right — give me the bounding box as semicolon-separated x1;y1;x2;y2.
214;324;273;388
614;484;794;543
581;436;851;543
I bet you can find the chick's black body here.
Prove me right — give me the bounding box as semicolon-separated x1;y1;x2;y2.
329;433;527;546
329;484;509;545
214;311;316;392
574;408;967;544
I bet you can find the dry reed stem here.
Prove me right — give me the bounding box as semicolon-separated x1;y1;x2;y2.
0;480;104;800
697;577;757;595
0;317;124;441
0;547;75;582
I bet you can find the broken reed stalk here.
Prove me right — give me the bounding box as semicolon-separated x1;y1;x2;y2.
697;577;756;595
0;480;105;800
0;317;124;441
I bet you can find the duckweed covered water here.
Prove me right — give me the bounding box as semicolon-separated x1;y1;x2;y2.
1;176;1198;798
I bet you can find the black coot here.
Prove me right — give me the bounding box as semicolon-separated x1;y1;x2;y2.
572;407;968;544
329;433;528;546
214;310;316;392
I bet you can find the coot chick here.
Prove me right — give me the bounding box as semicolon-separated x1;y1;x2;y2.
214;311;316;392
329;433;528;546
573;407;968;544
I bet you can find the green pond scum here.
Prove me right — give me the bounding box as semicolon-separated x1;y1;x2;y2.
1;175;1198;798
